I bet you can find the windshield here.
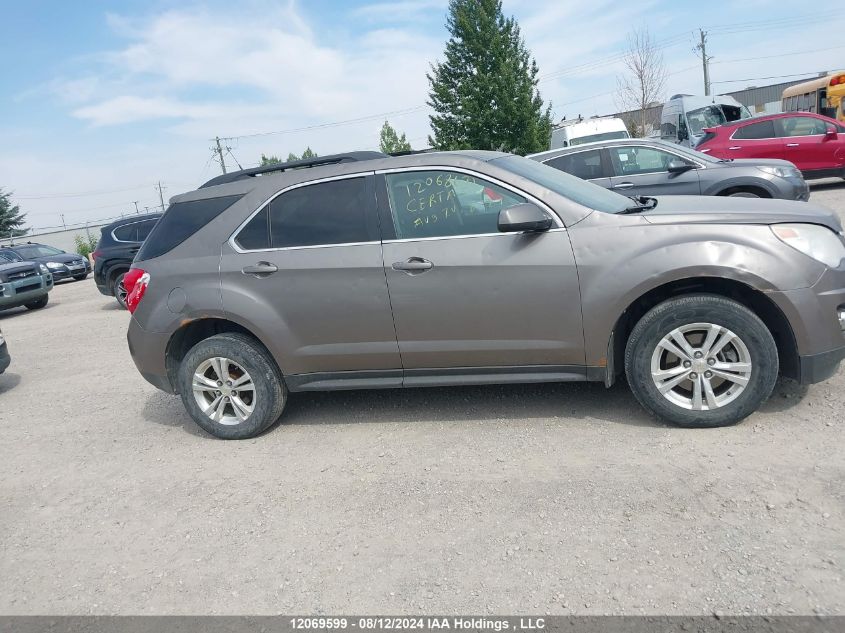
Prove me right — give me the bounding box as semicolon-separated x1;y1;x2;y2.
570;130;629;146
0;250;24;262
12;244;64;258
493;155;631;214
687;104;753;135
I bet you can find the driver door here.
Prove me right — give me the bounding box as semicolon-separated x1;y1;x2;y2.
376;168;585;382
607;145;701;196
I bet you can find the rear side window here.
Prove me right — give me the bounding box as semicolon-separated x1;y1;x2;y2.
137;194;243;260
268;177;370;248
733;120;775;140
235;206;270;250
136;219;157;241
546;150;605;180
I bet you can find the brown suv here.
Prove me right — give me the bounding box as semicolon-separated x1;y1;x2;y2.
125;151;845;439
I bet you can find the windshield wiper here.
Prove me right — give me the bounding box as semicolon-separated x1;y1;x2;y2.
619;196;658;214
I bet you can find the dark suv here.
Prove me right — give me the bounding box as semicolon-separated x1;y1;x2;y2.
125;151;845;439
93;214;160;308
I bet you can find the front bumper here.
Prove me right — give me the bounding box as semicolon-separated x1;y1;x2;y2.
48;260;91;280
127;317;175;393
0;340;10;374
0;273;53;309
768;266;845;384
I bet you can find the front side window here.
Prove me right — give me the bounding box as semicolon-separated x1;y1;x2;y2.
609;146;684;176
733;120;776;140
385;170;527;239
0;250;23;262
269;177;370;248
779;116;827;137
546;150;606;180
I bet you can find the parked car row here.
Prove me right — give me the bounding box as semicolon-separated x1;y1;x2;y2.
533;111;843;203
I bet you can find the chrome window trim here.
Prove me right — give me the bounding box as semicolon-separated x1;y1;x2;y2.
382;227;567;245
375;164;564;229
229;171;375;254
111;218;158;243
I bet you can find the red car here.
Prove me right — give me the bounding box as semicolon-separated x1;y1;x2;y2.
696;111;845;180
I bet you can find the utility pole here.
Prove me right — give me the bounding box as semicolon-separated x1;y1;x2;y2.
695;29;712;96
214;136;228;174
61;214;67;230
132;200;140;214
155;181;167;212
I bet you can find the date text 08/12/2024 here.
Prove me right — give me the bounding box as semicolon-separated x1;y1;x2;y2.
289;618;547;631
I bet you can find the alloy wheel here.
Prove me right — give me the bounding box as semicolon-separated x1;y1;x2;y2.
191;357;256;425
650;322;752;411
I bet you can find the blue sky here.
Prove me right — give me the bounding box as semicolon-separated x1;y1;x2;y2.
2;0;843;229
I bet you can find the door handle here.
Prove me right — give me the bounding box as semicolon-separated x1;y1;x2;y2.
612;182;633;190
728;146;742;150
786;143;800;147
392;257;433;274
241;261;278;277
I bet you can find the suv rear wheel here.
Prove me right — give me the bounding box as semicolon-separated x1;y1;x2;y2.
177;333;287;439
113;272;128;309
624;295;778;427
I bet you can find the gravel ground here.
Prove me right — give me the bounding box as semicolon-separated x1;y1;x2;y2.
1;181;844;616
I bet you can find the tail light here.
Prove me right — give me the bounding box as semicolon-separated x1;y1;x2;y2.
124;268;149;314
91;249;101;262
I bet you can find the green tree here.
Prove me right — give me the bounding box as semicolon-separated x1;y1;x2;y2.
300;147;317;159
379;120;412;154
427;0;552;155
260;153;282;166
0;189;26;237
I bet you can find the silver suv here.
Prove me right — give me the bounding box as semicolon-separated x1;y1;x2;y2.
126;151;845;439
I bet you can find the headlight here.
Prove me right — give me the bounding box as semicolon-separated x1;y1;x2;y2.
758;165;802;179
46;262;64;269
772;224;845;268
39;264;49;274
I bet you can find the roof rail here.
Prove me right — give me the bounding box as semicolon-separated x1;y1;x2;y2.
199;151;388;189
388;148;435;157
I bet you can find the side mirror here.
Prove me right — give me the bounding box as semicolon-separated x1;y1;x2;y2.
667;159;694;174
498;203;553;233
824;124;838;140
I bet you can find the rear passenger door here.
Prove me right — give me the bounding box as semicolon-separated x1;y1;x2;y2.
606;145;701;196
776;115;836;172
724;119;784;161
544;149;613;189
219;174;402;382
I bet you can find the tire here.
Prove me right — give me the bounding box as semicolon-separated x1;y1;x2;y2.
73;273;89;281
624;294;778;428
177;333;287;439
113;272;128;309
24;294;49;310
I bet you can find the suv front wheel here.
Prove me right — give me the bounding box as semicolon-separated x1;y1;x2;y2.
177;333;287;439
624;295;778;428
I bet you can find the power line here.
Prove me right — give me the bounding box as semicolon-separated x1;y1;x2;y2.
711;72;819;85
217;105;429;141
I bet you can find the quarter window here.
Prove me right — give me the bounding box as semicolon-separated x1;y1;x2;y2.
546;150;605;180
733;120;776;140
235;206;270;250
384;170;527;239
268;177;370;248
779;116;827;137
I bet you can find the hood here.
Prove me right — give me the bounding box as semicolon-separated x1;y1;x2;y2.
641;196;842;233
0;261;40;282
711;157;799;170
28;253;84;265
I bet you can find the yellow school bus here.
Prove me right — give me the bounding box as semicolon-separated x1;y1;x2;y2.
782;72;845;122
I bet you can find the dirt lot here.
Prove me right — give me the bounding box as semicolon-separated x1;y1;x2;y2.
1;181;844;616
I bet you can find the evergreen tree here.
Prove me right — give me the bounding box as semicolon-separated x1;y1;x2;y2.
260;153;282;166
0;189;26;237
300;147;317;159
379;120;413;154
427;0;552;155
